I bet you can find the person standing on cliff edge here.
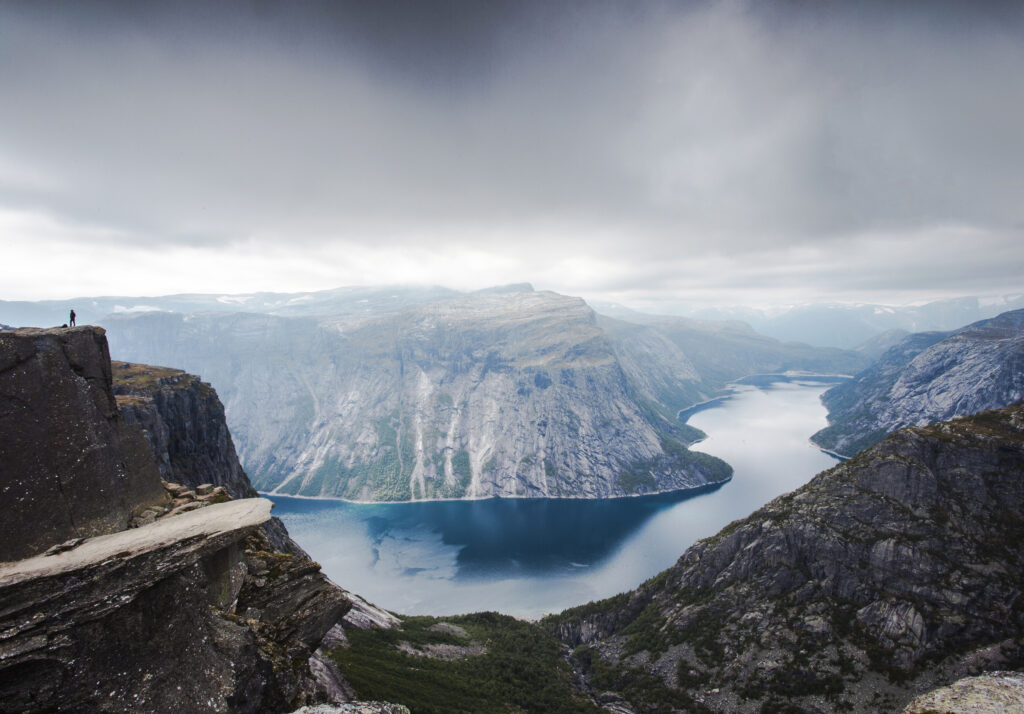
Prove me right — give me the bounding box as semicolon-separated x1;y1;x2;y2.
69;309;76;326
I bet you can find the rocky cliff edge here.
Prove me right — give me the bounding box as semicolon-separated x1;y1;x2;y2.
552;402;1024;713
112;360;258;499
0;326;169;561
0;327;353;712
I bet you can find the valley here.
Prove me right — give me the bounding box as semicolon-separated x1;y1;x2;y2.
268;377;841;617
3;293;1023;713
95;285;867;503
4;2;1023;710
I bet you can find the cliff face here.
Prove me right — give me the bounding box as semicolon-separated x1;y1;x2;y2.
0;327;168;561
0;498;352;713
551;403;1024;713
0;327;353;713
813;308;1024;456
112;361;257;499
106;290;732;501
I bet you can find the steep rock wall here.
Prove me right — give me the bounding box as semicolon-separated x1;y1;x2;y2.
0;325;358;712
112;361;257;499
0;327;168;561
552;403;1024;713
813;308;1024;456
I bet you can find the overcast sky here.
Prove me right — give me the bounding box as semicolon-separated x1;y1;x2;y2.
2;0;1023;309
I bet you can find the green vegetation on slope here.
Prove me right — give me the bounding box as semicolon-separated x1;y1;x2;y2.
111;360;187;390
330;613;599;714
616;432;733;496
275;413;415;500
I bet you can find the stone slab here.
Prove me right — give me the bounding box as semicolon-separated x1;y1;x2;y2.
0;497;272;582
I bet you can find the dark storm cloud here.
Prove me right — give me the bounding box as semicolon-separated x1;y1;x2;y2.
1;0;1022;302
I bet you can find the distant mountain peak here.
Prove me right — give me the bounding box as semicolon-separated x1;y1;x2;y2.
471;282;535;294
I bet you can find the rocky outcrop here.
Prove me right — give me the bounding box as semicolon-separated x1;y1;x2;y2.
902;671;1024;713
0;498;353;713
341;592;402;631
0;499;273;712
813;308;1024;456
106;290;732;501
289;705;411;714
232;527;353;712
112;360;304;552
551;403;1024;713
0;325;357;712
304;593;403;705
112;360;257;499
0;327;168;561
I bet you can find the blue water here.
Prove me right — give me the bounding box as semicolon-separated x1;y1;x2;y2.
268;378;841;618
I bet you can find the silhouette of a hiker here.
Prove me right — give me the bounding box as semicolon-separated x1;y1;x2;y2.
69;309;76;326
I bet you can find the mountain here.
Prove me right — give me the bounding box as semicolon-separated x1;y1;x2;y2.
853;328;912;362
548;402;1024;713
103;289;732;500
8;324;1022;712
902;672;1024;713
812;308;1024;457
14;285;864;503
109;359;304;552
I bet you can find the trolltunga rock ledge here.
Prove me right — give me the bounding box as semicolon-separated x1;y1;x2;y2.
0;497;271;578
0;498;277;713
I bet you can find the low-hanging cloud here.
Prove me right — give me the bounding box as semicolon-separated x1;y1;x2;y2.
1;0;1022;305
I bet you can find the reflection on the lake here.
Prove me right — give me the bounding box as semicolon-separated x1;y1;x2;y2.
269;377;842;617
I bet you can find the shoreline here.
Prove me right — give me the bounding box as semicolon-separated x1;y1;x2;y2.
809;440;851;462
677;371;851;423
261;475;731;507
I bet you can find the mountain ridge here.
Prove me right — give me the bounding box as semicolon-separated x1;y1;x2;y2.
548;402;1024;712
99;288;870;503
103;290;740;502
812;308;1024;456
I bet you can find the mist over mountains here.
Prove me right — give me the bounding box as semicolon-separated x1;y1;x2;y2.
2;284;874;503
7;286;1023;350
4;0;1024;709
595;294;1024;349
0;285;465;331
6;284;1023;507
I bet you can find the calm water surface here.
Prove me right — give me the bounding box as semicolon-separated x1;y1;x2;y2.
268;378;841;618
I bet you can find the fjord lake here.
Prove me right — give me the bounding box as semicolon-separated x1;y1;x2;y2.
268;377;842;618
